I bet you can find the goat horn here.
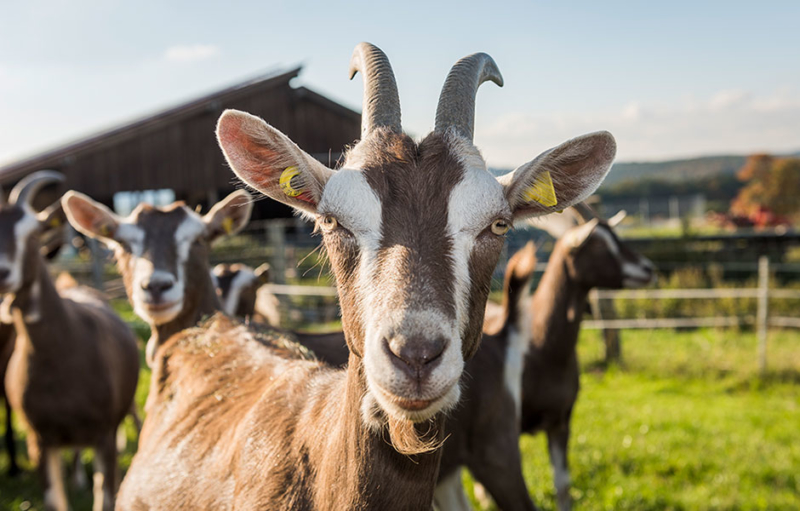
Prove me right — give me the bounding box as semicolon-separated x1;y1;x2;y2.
0;186;5;206
348;42;402;139
572;202;598;224
10;170;66;207
434;53;503;141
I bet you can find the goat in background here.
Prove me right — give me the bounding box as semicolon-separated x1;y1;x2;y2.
468;205;655;511
211;262;280;326
1;171;140;511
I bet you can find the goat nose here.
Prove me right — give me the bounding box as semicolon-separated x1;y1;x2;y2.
0;268;9;283
142;279;174;297
385;336;446;380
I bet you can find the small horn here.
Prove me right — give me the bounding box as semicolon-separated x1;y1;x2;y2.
348;42;402;139
434;53;503;141
572;202;598;224
0;186;5;206
10;170;66;207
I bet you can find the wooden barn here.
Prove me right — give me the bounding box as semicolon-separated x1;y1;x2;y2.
0;67;361;219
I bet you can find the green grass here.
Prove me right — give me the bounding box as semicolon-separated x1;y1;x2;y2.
464;329;800;510
1;311;798;510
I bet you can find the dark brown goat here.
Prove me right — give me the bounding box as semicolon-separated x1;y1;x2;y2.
465;206;655;511
1;172;139;511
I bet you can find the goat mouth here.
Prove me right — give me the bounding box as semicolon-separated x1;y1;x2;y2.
143;301;180;312
373;382;456;416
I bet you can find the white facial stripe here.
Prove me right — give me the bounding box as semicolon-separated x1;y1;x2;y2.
0;210;41;293
321;168;383;351
446;140;509;335
113;223;145;255
318;169;383;236
594;226;620;256
594;225;654;287
221;267;257;316
175;211;206;263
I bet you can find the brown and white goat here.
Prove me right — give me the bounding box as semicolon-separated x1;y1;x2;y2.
212;262;281;326
1;208;69;479
468;205;655;511
63;190;253;369
0;171;140;511
66;43;616;508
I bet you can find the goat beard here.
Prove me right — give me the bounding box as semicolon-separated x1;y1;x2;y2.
386;415;445;456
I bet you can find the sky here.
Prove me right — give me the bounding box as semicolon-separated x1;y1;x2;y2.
1;0;798;169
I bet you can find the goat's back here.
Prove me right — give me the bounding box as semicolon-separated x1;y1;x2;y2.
119;314;330;509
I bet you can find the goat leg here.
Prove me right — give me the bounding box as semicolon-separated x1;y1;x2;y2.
92;432;118;511
467;433;538;511
3;398;19;477
547;422;572;511
41;446;68;511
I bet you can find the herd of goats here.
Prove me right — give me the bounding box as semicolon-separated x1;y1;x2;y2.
0;43;657;510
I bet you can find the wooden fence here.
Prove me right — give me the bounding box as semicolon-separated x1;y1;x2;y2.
264;256;798;373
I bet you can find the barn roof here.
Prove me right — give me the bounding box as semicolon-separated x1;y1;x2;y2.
0;66;361;206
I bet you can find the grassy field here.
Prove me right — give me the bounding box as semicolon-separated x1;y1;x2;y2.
0;308;798;509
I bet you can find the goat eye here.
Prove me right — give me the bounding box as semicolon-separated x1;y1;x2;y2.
319;215;338;233
490;219;510;236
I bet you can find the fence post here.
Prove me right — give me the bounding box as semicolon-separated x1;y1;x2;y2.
757;255;769;374
267;221;287;285
87;238;105;292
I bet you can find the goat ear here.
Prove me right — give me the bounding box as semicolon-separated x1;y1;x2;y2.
61;191;122;246
563;218;599;252
497;132;616;220
607;210;627;228
203;190;252;243
216;110;334;216
254;263;271;285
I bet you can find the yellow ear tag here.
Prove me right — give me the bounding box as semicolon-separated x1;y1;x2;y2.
279;166;303;198
99;223;112;237
222;217;234;235
49;217;61;228
522;170;557;208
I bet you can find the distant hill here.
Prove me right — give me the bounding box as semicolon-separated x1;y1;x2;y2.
602;155;747;188
489;150;800;190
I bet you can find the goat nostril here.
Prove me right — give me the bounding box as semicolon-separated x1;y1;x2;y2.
385;336;447;375
0;269;9;283
143;280;174;296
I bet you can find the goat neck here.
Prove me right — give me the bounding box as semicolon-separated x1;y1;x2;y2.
529;240;588;363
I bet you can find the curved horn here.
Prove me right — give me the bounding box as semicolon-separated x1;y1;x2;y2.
348;42;401;139
10;170;66;207
572;202;598;224
434;53;503;141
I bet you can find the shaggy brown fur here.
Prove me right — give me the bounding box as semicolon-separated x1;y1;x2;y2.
120;315;445;510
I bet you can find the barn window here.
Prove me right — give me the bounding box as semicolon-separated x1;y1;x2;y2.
113;189;176;216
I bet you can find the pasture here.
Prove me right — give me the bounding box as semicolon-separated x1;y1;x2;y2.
1;306;797;510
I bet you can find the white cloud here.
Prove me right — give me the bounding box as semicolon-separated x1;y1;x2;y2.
476;88;800;167
163;44;221;63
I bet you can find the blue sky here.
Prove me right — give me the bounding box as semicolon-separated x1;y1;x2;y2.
1;0;798;168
